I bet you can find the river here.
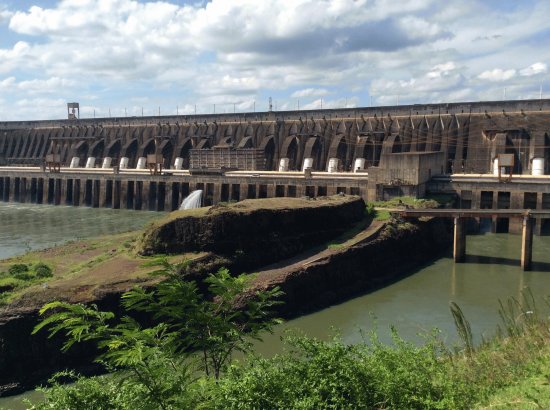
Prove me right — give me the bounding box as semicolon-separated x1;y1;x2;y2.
1;205;549;408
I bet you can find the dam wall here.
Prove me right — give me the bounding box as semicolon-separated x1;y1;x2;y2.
2;99;550;207
0;170;367;210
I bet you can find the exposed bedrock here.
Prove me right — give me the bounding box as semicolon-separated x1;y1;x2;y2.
241;217;453;318
139;195;365;270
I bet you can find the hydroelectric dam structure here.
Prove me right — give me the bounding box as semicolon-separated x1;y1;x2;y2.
2;98;550;235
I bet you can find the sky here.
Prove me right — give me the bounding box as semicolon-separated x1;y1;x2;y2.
0;0;548;120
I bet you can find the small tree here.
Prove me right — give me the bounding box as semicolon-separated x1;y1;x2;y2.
121;260;283;378
34;260;283;384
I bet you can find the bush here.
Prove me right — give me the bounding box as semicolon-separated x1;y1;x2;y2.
8;263;29;276
34;262;53;278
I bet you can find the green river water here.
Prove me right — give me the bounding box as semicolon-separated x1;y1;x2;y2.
0;203;549;409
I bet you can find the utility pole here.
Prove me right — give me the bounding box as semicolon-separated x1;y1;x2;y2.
503;88;507;100
320;98;323;109
253;100;255;112
177;105;179;115
540;82;543;100
124;107;127;117
194;104;197;115
297;99;300;110
234;103;236;113
158;106;161;116
213;104;216;114
109;108;111;118
141;107;143;117
370;95;373;107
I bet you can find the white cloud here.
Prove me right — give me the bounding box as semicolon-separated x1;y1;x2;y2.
519;62;547;76
0;8;13;24
478;68;516;82
291;88;330;98
0;1;548;120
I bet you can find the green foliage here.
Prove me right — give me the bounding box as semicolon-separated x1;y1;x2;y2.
31;277;549;410
121;260;283;378
8;263;28;275
34;262;53;278
35;260;283;381
372;196;439;209
374;209;391;221
450;301;474;357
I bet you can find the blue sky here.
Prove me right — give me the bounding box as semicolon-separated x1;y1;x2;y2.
0;0;548;120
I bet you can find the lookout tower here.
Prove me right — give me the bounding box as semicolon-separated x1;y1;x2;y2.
67;102;80;120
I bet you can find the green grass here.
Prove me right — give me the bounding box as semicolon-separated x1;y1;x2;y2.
372;196;439;209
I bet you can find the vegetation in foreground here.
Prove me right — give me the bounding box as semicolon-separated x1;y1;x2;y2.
21;260;549;410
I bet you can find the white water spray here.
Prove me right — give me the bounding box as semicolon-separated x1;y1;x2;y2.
179;190;203;210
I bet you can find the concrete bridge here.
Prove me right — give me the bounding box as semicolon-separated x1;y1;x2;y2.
398;209;550;271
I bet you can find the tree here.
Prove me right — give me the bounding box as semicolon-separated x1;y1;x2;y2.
34;260;283;383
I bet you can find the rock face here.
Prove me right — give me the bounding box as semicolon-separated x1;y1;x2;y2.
268;218;452;317
139;196;366;270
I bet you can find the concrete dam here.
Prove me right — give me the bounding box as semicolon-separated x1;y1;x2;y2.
2;98;550;234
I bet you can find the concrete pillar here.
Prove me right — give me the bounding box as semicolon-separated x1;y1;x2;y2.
120;180;128;209
164;182;173;211
521;216;533;271
54;179;62;205
266;184;275;198
113;181;121;209
453;217;466;263
61;178;68;205
213;183;222;204
296;185;306;197
326;185;337;196
73;179;81;206
20;178;29;203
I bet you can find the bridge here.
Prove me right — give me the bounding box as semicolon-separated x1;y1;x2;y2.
397;209;550;271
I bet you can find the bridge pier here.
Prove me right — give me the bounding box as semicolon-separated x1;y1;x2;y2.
521;216;533;271
453;217;466;263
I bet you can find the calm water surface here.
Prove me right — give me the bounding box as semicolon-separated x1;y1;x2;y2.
0;203;161;259
1;207;549;408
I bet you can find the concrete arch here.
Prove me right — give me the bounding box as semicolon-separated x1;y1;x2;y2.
327;134;350;171
123;138;139;167
159;139;174;167
139;138;156;157
237;136;253;148
302;136;322;170
280;135;301;170
74;140;89;165
261;135;276;170
106;139;122;160
415;116;429;152
381;134;401;158
90;139;105;158
176;137;194;169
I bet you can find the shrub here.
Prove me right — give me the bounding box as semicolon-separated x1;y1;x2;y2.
34;262;53;278
8;263;29;276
